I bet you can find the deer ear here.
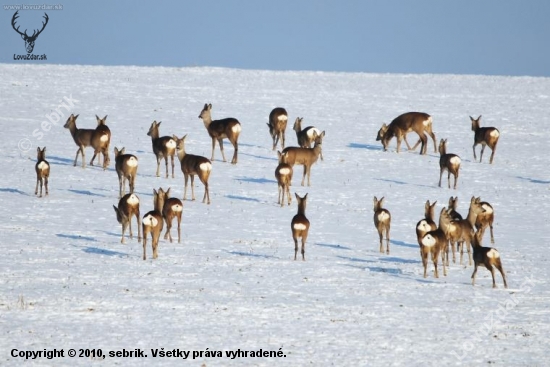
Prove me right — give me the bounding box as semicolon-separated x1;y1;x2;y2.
478;115;482;120
166;187;171;196
208;103;212;109
103;115;108;121
120;147;125;154
113;205;119;214
74;114;79;119
96;115;100;121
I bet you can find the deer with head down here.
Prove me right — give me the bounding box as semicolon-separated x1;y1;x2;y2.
268;107;288;151
198;103;241;164
147;120;176;178
376;112;437;155
282;130;325;186
470;115;500;164
373;196;391;254
35;147;50;197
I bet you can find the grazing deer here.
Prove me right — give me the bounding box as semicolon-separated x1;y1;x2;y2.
114;147;138;198
275;151;293;207
415;200;438;247
447;196;463;221
142;189;165;260
89;115;111;169
419;208;448;278
147;121;176;178
291;193;310;261
174;135;212;204
292;117;323;160
159;187;183;243
35;147;50;197
471;115;500;164
373;196;391;254
268;107;288;151
376;112;437;155
282;130;325;186
474;196;495;244
198;103;241;164
438;139;461;189
63;114;104;168
113;193;141;244
441;196;485;266
471;230;507;288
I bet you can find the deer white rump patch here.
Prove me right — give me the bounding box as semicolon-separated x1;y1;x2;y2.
417;220;431;233
172;204;183;212
423;117;432;127
377;212;390;222
278;115;288;122
482;204;493;214
421;234;436;248
165;139;176;150
200;162;212;172
100;134;109;142
37;161;49;170
278;167;291;175
127;156;138;167
490;130;500;138
450;156;461;165
306;128;321;139
232;124;242;134
293;223;307;230
487;248;500;259
127;194;139;205
143;214;158;227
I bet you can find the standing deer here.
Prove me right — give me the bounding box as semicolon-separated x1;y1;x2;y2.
419;208;448;278
474;196;495;244
114;147;138;198
376;112;437;155
147;121;176;178
159;187;183;243
90;115;111;169
268;107;288;151
291;193;310;261
415;200;437;247
64;114;110;169
35;147;50;197
292;117;323;160
113;193;141;244
373;196;391;254
275;151;293;207
282;130;325;186
471;230;507;288
174;135;212;204
438;139;461;189
198;103;241;164
471;115;500;164
447;196;463;221
142;189;165;260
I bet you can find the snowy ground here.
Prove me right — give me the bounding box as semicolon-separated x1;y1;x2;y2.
0;64;549;366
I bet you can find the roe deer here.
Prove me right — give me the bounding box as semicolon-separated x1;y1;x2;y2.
415;200;437;247
291;193;310;261
198;103;241;164
282;130;324;186
90;115;111;169
474;196;495;244
471;230;507;288
142;189;165;260
64;114;109;169
35;146;50;197
268;107;288;151
293;117;323;160
419;208;448;278
275;151;293;207
114;147;138;198
376;112;437;155
471;115;500;164
113;193;141;244
174;135;212;204
438;139;461;189
447;196;463;221
159;187;183;244
441;196;485;266
147;120;176;178
373;196;391;254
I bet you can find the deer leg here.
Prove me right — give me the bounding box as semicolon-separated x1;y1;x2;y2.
278;184;283;206
439;168;444;188
281;132;285;150
190;175;196;201
301;165;307;186
286;184;291;206
496;262;507;288
406;135;418;151
230;138;238;164
432;251;439;278
89;150;97;166
385;227;390;255
120;221;127;244
129;175;135;195
471;263;478;285
489;222;495;244
35;178;39;196
378;230;384;253
74;147;81;167
203;180;210;204
451;241;456;263
164;217;172;242
177;212;181;244
210;138;217;162
155;156;161;177
396;136;402;153
183;173;189;201
427;129;437;153
447;171;452;189
301;235;307;261
420;134;428;155
422;251;429;278
136;213;142;243
489;143;497;164
164;157;169;178
453;170;459;190
44;176;48;196
152;236;159;259
142;226;148;260
472;143;478;161
479;143;486;163
466;241;472;266
293;236;299;261
170;154;175;178
218;138;227;162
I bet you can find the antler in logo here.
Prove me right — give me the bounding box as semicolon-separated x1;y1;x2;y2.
11;11;49;54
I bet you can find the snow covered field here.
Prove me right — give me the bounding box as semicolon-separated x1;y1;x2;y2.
1;64;549;366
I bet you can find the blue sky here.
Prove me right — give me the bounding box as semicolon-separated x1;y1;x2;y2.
2;0;549;77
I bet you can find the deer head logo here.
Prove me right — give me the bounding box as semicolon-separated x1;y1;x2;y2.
11;11;49;54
